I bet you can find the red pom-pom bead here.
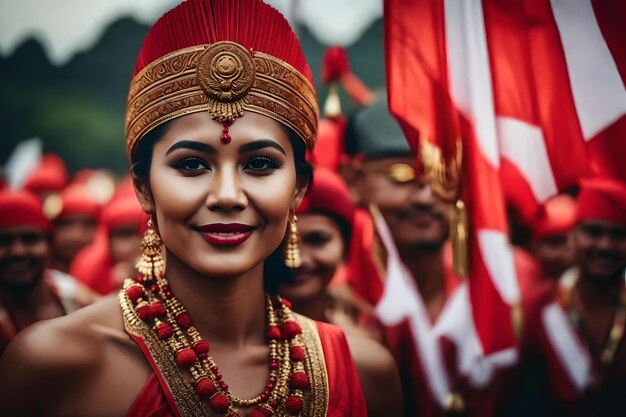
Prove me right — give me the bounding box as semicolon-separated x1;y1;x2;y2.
250;405;274;417
156;322;174;340
126;284;143;302
176;313;192;330
195;378;217;397
290;371;311;389
209;393;231;413
150;301;166;318
176;348;197;368
285;395;304;415
219;381;228;391
270;359;279;370
267;326;282;340
281;321;302;339
290;346;306;362
193;340;210;359
136;303;152;321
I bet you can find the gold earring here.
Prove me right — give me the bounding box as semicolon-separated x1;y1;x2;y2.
284;214;301;269
136;218;165;282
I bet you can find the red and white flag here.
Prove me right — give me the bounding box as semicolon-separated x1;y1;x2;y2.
383;0;626;400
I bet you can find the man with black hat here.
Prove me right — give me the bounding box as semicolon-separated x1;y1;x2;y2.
341;97;473;416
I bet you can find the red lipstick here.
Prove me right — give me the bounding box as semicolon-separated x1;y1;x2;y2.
196;223;255;247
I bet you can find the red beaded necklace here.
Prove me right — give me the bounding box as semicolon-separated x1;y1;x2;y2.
124;271;311;417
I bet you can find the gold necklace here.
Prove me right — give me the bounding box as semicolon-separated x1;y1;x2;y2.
558;269;626;365
124;275;311;416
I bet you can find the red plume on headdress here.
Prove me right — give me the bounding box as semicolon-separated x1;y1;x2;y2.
321;46;374;108
133;0;312;84
322;47;350;85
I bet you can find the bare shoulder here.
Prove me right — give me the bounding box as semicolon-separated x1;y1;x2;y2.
345;332;403;417
0;296;134;416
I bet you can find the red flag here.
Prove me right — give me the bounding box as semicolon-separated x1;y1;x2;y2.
383;0;626;407
385;0;520;353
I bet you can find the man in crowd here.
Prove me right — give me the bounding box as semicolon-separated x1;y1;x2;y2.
49;185;100;272
520;176;626;416
530;194;577;281
342;97;493;416
0;190;96;354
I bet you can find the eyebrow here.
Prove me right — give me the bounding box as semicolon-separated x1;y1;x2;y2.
239;139;286;156
165;138;287;156
166;140;216;155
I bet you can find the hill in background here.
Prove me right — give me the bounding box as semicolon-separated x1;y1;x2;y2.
0;17;385;174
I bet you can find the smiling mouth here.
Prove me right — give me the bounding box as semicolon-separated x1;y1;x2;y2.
196;223;255;247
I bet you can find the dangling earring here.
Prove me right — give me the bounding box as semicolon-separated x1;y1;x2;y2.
284;213;301;269
136;217;165;283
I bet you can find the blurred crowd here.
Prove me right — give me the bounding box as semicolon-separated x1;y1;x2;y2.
1;61;625;417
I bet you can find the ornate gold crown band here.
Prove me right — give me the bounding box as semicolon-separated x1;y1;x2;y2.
126;41;319;159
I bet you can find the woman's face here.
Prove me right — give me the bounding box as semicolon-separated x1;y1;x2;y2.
138;112;306;278
279;213;345;302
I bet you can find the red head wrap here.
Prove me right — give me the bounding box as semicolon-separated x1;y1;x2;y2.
55;185;101;221
532;194;577;240
126;0;318;161
100;195;143;233
23;154;69;195
0;190;50;231
297;168;354;227
576;176;626;225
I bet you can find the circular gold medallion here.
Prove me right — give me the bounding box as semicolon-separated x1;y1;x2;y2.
197;41;255;103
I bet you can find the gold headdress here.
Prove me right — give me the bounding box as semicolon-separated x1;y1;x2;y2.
125;0;319;161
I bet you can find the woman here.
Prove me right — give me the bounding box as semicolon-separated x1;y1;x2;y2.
279;168;355;320
279;167;402;417
0;0;400;416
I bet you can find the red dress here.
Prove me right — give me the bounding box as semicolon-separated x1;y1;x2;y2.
124;317;367;417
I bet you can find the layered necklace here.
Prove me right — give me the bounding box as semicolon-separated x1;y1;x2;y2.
558;269;626;365
123;271;312;417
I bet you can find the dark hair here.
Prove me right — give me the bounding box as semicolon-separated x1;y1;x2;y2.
130;123;169;184
129;120;312;292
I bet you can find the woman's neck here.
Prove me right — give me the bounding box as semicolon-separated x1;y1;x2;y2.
164;251;267;347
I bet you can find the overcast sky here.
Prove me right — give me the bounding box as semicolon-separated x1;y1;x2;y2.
0;0;382;65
